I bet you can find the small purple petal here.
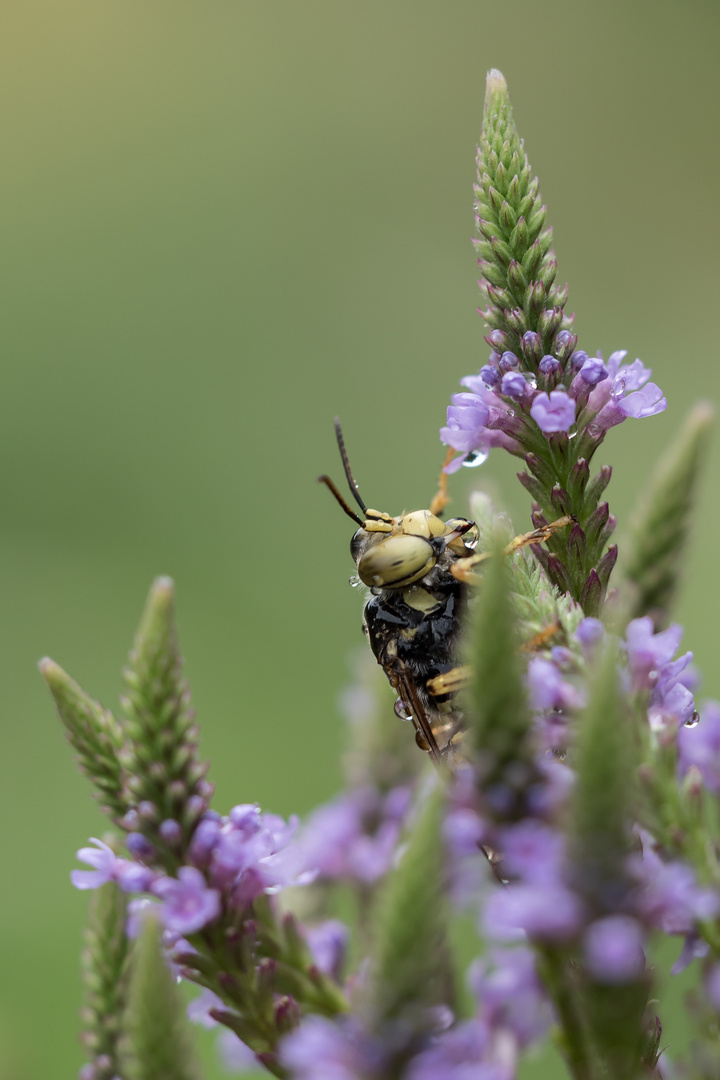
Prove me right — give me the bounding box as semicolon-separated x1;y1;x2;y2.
305;919;348;982
576;618;605;649
579;358;608;386
677;701;720;794
152;866;221;934
530;391;576;434
538;355;561;375
583;916;645;983
500;371;528;399
619;382;667;419
71;838;119;890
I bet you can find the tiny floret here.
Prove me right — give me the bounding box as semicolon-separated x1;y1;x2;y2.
530;390;576;434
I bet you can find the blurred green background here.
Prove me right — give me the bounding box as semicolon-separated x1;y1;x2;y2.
1;1;718;1077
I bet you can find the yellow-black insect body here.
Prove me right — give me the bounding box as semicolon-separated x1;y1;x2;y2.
321;422;574;768
320;423;479;766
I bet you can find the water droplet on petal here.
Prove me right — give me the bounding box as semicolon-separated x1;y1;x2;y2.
684;710;700;728
462;448;489;468
611;375;626;398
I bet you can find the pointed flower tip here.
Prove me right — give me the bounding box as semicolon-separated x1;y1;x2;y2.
688;400;715;430
38;656;65;686
152;575;175;597
486;68;507;95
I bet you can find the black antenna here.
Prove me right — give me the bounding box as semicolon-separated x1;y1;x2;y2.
318;475;364;526
334;418;368;514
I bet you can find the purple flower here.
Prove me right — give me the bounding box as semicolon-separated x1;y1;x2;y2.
576;618;605;650
671;933;709;975
631;844;720;934
152;866;221;934
526;657;583;714
115;860;156;893
281;1016;383;1080
538;355;560;376
496;820;567;884
299;789;402;885
677;701;720;793
499;351;519;370
188;817;223;867
481;364;500;387
71;838;120;889
484;881;584;942
583;916;645;983
578;357;608;386
187;988;225;1029
469;947;552;1048
530;391;576;434
619;382;667;419
586;351;666;434
625;618;685;690
406;1020;510;1080
500;371;527;399
440;398;490;453
305;920;349;982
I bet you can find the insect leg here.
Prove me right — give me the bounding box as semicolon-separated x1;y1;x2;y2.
428;447;456;518
450;514;574;584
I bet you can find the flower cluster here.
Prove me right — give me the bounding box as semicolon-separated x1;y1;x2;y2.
441;348;666;474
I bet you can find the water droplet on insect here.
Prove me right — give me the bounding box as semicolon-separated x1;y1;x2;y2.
684;710;700;728
567;422;578;439
462;448;489;468
394;699;412;721
349;575;362;588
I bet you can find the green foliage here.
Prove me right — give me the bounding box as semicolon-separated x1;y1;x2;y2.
366;780;452;1031
121;911;203;1080
120;577;209;851
474;69;570;360
622;402;714;628
39;658;127;822
567;642;651;1080
80;880;131;1080
569;639;636;912
469;532;536;822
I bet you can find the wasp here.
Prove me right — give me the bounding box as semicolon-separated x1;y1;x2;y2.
320;421;571;769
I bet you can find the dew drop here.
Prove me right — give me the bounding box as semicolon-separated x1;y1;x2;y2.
684;710;700;728
526;374;538;390
394;698;412;721
462;448;490;468
567;422;578;439
349;575;362;588
611;375;626;398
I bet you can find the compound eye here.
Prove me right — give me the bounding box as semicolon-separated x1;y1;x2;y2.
350;529;365;562
357;534;436;588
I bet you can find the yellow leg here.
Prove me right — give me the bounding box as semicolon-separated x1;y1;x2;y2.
451;514;574;584
429;448;456;518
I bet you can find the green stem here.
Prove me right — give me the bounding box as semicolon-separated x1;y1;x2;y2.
536;947;597;1080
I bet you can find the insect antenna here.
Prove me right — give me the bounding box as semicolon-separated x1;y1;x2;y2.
318;475;364;526
334;418;368;515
